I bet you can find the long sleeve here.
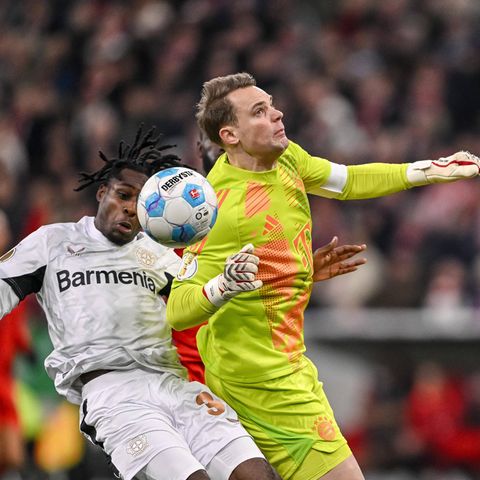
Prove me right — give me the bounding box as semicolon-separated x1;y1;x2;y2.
0;280;20;318
292;141;412;200
167;281;218;331
338;162;411;199
308;161;411;200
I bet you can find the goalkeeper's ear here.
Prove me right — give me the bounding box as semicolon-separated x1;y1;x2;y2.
407;151;480;186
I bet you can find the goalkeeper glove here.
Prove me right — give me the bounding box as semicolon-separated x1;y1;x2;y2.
407;151;480;186
203;244;263;307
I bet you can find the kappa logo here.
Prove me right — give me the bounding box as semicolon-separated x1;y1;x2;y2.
126;434;149;456
67;245;86;256
0;248;15;263
135;247;157;267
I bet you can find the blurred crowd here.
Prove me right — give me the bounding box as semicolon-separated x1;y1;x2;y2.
346;361;480;480
1;0;480;479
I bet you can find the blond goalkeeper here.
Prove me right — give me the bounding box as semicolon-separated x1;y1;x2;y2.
167;72;480;480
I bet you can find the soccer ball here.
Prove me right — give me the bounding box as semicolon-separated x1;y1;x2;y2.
137;167;218;248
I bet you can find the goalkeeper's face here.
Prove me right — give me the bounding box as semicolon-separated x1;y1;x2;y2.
223;86;288;165
94;168;147;245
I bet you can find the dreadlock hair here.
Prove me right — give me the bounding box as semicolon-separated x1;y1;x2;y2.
75;124;185;191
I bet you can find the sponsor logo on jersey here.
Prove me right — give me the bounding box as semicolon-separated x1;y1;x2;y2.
160;170;194;192
56;269;156;293
126;434;149;456
0;248;15;263
176;252;198;280
135;247;157;267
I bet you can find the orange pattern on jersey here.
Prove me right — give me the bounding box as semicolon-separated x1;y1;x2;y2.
278;164;306;209
256;235;309;367
262;215;281;236
215;188;231;208
189;188;231;255
188;235;208;255
245;182;273;218
293;223;313;271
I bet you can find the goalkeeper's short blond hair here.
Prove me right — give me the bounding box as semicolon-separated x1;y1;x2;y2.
196;72;256;146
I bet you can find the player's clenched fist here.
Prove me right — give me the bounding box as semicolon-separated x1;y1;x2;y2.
203;244;263;307
407;151;480;186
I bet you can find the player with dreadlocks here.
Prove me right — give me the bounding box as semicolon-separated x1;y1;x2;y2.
0;124;283;480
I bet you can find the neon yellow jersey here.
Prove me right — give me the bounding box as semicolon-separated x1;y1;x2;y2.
168;141;410;383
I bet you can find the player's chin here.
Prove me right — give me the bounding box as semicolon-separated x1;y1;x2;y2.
274;130;288;143
273;137;289;152
111;226;140;245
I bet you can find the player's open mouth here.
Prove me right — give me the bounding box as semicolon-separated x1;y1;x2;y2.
117;221;133;233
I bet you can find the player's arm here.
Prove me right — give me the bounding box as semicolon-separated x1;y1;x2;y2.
0;228;49;319
167;283;216;331
305;151;480;200
167;244;262;331
0;280;21;317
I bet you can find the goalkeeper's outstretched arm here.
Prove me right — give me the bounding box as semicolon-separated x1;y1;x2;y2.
312;151;480;201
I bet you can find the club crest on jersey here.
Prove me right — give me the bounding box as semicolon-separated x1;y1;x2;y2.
177;252;198;280
126;434;149;456
135;247;157;267
0;248;15;263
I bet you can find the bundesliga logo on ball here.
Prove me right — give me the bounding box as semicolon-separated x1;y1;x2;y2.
137;167;218;248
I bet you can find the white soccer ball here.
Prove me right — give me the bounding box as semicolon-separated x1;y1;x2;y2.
137;167;218;248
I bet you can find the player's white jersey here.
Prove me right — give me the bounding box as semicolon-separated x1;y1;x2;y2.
0;216;184;404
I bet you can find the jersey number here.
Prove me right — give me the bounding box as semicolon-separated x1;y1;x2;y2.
195;391;225;416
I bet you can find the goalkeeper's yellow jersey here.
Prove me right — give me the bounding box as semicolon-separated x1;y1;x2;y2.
167;141;411;383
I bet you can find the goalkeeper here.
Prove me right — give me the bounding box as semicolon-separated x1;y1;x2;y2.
167;72;480;480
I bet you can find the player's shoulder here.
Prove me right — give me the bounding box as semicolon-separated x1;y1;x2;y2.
137;233;180;263
32;217;87;240
276;141;309;174
281;140;309;160
206;152;226;182
14;219;90;260
137;232;167;252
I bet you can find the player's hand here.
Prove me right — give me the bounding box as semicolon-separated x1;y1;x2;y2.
407;151;480;186
312;236;367;282
203;244;263;307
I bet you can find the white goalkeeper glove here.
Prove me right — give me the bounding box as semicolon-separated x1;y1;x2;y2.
407;151;480;186
203;244;263;307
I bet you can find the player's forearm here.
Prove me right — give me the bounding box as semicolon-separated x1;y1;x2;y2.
0;280;20;318
338;151;480;199
167;283;218;331
169;244;262;330
338;163;410;199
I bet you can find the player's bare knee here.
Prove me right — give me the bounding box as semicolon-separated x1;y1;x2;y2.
229;457;281;480
319;455;364;480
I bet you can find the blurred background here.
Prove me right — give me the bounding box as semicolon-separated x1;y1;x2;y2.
1;0;480;479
